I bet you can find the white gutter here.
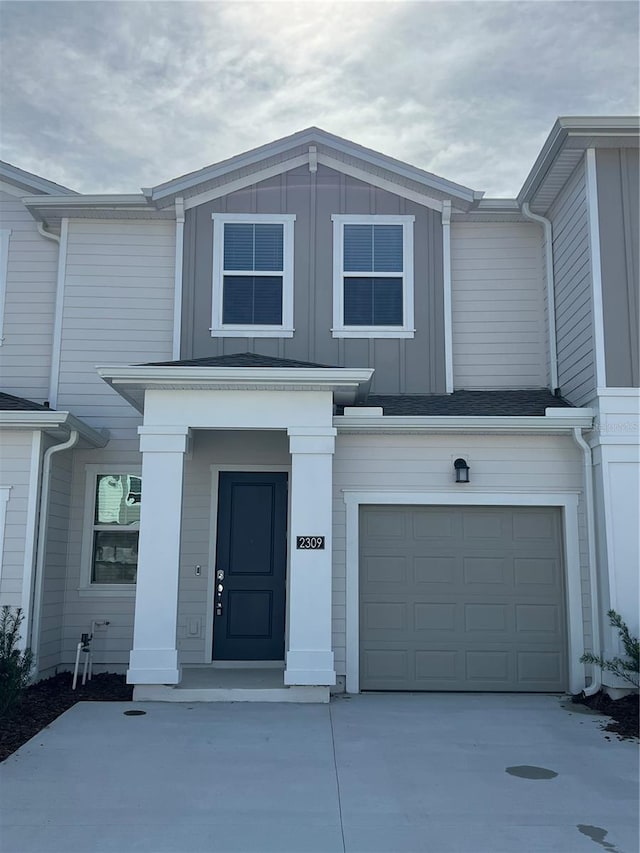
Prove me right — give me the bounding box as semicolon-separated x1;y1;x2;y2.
29;430;80;670
47;218;68;408
172;198;185;360
571;427;601;696
521;203;559;391
442;201;454;393
336;409;593;434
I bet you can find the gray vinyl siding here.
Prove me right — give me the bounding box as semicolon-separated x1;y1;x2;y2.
182;164;445;394
38;449;72;674
596;148;639;388
0;192;58;403
547;157;596;405
0;430;37;608
57;220;175;438
451;222;548;389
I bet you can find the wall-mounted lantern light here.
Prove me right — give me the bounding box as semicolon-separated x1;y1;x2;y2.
454;458;470;483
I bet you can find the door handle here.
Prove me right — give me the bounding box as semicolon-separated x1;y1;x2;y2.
215;569;225;616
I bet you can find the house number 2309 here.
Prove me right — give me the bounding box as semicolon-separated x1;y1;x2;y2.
296;536;325;550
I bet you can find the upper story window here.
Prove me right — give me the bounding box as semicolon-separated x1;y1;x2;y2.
211;213;295;338
331;214;415;338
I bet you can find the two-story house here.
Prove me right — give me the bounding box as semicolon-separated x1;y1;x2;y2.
0;117;637;701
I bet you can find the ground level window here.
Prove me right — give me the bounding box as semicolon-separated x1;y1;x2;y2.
91;474;141;584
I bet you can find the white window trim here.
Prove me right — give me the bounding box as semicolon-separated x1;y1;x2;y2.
0;229;11;345
211;213;296;338
0;486;11;579
78;465;141;597
331;214;415;339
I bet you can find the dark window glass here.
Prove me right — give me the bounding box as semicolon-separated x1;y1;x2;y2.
223;276;283;325
224;223;283;271
92;530;138;584
344;224;403;273
344;277;403;326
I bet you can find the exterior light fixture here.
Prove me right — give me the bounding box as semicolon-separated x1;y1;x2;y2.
454;458;470;483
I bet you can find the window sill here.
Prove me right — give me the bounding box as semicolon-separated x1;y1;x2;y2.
77;586;136;598
210;328;295;338
331;328;415;339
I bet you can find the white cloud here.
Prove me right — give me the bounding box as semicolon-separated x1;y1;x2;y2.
1;0;637;195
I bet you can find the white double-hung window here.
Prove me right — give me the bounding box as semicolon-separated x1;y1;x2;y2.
211;213;295;337
331;214;415;338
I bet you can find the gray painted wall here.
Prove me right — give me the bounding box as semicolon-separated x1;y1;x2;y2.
596;148;639;388
181;164;445;394
548;157;596;406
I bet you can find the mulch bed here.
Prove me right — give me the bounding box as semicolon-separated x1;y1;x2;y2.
0;672;132;762
572;690;639;740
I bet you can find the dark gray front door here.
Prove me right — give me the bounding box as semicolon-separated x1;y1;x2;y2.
213;472;287;661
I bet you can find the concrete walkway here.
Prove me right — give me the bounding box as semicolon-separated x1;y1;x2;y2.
1;694;637;853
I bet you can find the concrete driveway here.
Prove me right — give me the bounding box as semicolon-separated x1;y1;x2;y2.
1;693;637;853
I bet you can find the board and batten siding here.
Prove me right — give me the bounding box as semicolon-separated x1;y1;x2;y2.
57;220;175;438
596;148;639;388
331;432;591;677
182;164;445;394
0;192;58;403
38;448;72;675
451;222;548;389
548;158;596;406
0;430;38;608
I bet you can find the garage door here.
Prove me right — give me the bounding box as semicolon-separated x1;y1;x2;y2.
359;506;567;692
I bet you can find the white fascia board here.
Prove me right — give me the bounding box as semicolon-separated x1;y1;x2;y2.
147;126;480;205
0;411;108;446
0;161;78;195
334;411;594;434
518;116;639;205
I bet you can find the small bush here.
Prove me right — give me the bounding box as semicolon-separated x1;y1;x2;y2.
581;609;639;688
0;607;34;718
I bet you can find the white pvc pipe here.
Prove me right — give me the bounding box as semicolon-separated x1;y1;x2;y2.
521;203;559;392
29;429;80;671
572;427;602;696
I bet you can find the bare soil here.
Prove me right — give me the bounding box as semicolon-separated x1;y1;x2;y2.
0;672;132;762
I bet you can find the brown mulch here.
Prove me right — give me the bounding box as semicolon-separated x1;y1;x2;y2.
572;690;639;740
0;672;132;762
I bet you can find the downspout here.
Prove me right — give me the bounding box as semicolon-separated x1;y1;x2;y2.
571;427;601;696
521;203;559;392
38;219;68;409
29;429;80;673
172;198;185;360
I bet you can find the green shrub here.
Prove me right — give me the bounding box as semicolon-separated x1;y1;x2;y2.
581;609;639;688
0;606;34;718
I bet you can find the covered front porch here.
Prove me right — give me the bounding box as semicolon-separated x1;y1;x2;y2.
97;355;372;701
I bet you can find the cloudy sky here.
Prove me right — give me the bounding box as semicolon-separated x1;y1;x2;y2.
1;0;638;197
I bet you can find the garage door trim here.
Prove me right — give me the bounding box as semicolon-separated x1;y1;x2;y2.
343;490;583;694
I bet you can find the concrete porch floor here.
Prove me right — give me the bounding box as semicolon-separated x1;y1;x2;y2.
1;693;638;853
133;666;330;702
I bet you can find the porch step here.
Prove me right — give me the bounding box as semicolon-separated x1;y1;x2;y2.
133;684;329;703
132;666;330;703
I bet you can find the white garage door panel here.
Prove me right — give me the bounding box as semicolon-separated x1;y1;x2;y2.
359;506;567;692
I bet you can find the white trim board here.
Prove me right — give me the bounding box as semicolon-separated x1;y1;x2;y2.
0;229;10;345
585;149;607;389
0;486;11;583
342;489;583;695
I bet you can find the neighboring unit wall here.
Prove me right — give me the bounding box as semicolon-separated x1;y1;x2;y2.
547;158;596;405
596;148;639;388
38;449;72;675
331;432;591;678
57;219;175;434
0;192;58;403
0;430;39;609
56;218;175;670
451;221;547;389
182;165;445;394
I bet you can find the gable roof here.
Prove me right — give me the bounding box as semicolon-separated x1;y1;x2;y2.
142;127;483;213
518;116;639;213
0;160;77;196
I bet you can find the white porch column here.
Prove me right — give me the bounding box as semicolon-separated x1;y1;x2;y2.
127;426;189;685
285;427;337;686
